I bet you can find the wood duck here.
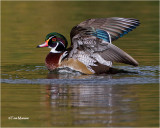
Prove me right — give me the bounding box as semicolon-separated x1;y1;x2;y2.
37;17;140;74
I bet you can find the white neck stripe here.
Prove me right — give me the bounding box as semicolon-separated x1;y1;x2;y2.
50;48;62;53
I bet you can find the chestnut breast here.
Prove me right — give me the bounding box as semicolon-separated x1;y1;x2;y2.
45;52;63;71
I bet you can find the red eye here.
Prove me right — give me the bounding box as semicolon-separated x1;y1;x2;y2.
52;38;56;41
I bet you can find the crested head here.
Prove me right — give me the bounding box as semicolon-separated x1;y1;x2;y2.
45;32;68;49
37;32;68;53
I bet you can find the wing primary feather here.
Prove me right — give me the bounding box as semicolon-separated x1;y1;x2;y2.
71;17;140;42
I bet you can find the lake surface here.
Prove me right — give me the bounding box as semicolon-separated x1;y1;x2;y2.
1;1;159;127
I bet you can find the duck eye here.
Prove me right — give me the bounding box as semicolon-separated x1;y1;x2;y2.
52;38;56;42
48;39;57;47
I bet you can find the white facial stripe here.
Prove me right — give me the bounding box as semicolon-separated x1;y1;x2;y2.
48;36;55;40
50;43;61;53
50;42;65;53
48;36;65;47
58;41;65;47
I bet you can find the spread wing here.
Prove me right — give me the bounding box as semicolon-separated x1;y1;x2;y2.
69;31;138;67
70;17;140;42
68;17;139;72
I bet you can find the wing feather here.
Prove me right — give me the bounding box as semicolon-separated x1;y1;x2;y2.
71;17;140;41
69;33;138;67
68;17;139;71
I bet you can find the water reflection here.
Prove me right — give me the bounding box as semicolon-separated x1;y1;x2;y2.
43;73;139;126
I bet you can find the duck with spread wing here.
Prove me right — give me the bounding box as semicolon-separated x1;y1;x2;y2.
37;17;140;74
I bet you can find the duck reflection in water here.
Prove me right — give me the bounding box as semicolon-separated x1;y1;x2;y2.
42;72;138;126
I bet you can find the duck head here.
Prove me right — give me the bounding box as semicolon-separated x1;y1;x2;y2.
37;32;68;53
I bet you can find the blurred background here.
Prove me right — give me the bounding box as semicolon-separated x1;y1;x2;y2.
1;1;159;65
1;1;159;127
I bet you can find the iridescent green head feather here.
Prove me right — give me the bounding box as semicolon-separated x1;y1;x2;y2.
45;32;68;49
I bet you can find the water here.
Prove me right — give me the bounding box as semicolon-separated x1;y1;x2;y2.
1;65;159;85
1;1;159;127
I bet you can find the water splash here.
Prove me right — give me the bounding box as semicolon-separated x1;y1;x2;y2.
1;64;159;85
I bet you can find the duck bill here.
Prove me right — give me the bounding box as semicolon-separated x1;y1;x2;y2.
37;40;48;48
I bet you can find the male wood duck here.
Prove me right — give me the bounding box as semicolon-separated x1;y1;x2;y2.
37;17;140;74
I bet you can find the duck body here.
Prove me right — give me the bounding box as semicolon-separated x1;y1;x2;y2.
37;17;140;74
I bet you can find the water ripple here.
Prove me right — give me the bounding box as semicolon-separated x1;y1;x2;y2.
1;65;159;85
1;76;158;85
